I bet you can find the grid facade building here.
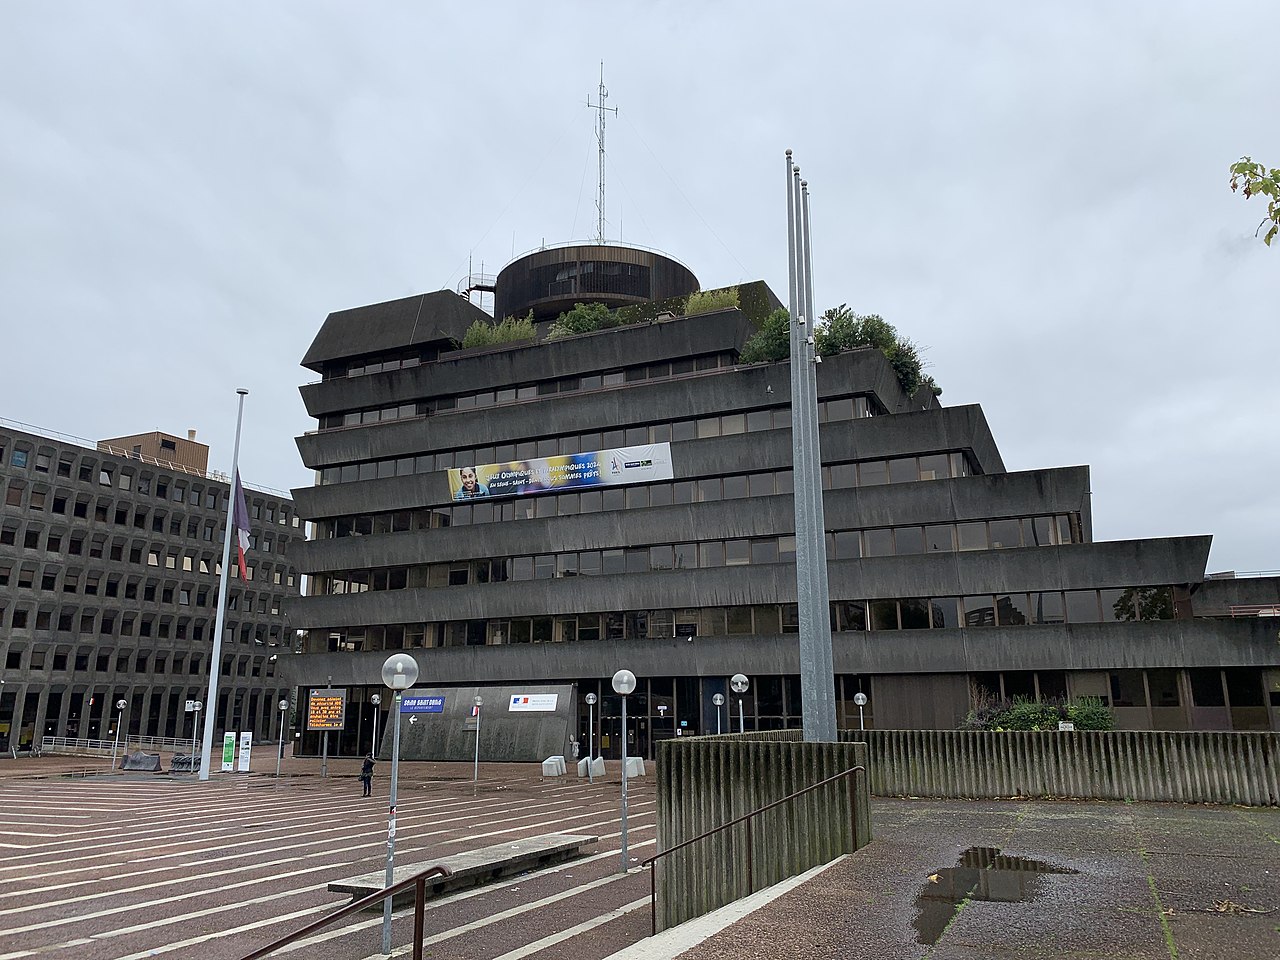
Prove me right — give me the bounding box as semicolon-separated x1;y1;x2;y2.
285;284;1280;759
0;422;301;751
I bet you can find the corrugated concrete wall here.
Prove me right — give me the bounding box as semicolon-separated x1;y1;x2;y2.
653;738;872;932
856;730;1280;806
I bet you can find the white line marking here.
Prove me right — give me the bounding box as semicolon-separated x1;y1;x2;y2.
491;896;650;960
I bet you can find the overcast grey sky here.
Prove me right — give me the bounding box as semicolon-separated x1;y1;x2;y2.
2;2;1276;572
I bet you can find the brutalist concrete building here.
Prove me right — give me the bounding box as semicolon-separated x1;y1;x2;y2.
286;243;1280;759
0;422;301;751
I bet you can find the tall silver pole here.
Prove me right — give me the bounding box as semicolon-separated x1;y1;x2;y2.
371;708;379;758
382;691;403;955
199;388;249;781
799;176;837;742
619;695;629;873
738;698;745;734
321;675;331;778
717;705;722;736
472;704;481;794
111;709;121;771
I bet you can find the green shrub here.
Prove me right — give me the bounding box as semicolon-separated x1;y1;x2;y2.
739;308;791;363
461;311;536;349
461;319;495;349
1066;697;1114;731
546;302;612;339
812;304;941;398
960;695;1114;732
685;286;740;316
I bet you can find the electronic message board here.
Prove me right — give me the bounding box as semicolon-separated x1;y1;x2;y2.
306;688;347;730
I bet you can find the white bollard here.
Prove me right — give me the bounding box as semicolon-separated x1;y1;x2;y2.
624;756;646;778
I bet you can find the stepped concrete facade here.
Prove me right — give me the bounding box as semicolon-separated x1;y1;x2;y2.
283;272;1280;759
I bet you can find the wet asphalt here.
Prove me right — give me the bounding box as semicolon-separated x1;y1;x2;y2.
676;797;1280;960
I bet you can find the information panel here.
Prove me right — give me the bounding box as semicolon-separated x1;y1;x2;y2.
448;444;673;501
306;688;347;730
509;693;559;713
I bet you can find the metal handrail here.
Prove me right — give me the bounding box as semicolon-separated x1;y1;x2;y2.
641;764;865;935
236;864;452;960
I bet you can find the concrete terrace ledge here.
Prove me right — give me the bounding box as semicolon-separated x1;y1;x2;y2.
327;833;598;906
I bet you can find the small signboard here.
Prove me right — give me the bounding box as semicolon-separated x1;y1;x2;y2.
306;689;347;730
221;732;236;772
184;699;197;712
402;695;446;714
509;693;559;712
237;731;253;772
1058;721;1076;732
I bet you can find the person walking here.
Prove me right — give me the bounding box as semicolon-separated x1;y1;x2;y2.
360;753;375;797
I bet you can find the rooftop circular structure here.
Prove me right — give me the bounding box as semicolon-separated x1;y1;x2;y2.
493;242;699;323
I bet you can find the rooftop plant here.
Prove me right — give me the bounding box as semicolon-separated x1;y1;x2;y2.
461;311;536;349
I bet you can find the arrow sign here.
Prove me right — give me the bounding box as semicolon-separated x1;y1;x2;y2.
409;715;418;725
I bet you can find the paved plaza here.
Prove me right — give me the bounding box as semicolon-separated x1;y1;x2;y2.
1;757;1278;959
0;755;654;960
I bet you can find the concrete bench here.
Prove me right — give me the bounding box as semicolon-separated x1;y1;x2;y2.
327;833;598;906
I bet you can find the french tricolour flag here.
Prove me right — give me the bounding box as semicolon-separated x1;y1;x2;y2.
232;472;251;581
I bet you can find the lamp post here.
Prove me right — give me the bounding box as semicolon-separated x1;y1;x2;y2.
853;691;868;731
731;674;749;734
189;701;202;774
612;669;637;873
370;693;382;757
712;693;725;735
379;653;419;957
584;692;597;784
111;699;128;771
276;699;288;779
472;696;483;795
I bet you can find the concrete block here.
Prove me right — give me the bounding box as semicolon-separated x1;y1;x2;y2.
542;756;566;776
624;756;646;777
591;757;605;777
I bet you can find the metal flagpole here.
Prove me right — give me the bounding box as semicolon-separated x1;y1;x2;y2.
199;388;249;781
799;175;837;742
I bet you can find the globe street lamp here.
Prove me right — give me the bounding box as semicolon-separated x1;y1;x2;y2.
853;691;868;731
370;693;382;757
612;669;637;873
111;699;128;772
188;701;202;774
584;692;597;784
472;696;483;795
275;699;289;779
730;674;749;734
380;653;419;956
712;692;725;735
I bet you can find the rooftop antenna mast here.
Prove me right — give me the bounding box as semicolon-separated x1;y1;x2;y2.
587;62;617;244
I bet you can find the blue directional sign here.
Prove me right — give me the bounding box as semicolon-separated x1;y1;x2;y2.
401;695;445;714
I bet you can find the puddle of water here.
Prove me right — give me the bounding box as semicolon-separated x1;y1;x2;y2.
913;846;1078;945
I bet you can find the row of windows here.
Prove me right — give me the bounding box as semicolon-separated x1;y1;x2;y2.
315;514;1080;595
316;396;879;484
0;565;284;611
0;436;298;526
326;346;439;380
0;527;293;584
1;483;293;554
317;353;742;430
1;603;284;642
317;452;974;537
308;586;1179;653
1;644;279;679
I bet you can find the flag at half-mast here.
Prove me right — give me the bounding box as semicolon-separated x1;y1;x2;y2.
232;472;251;581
